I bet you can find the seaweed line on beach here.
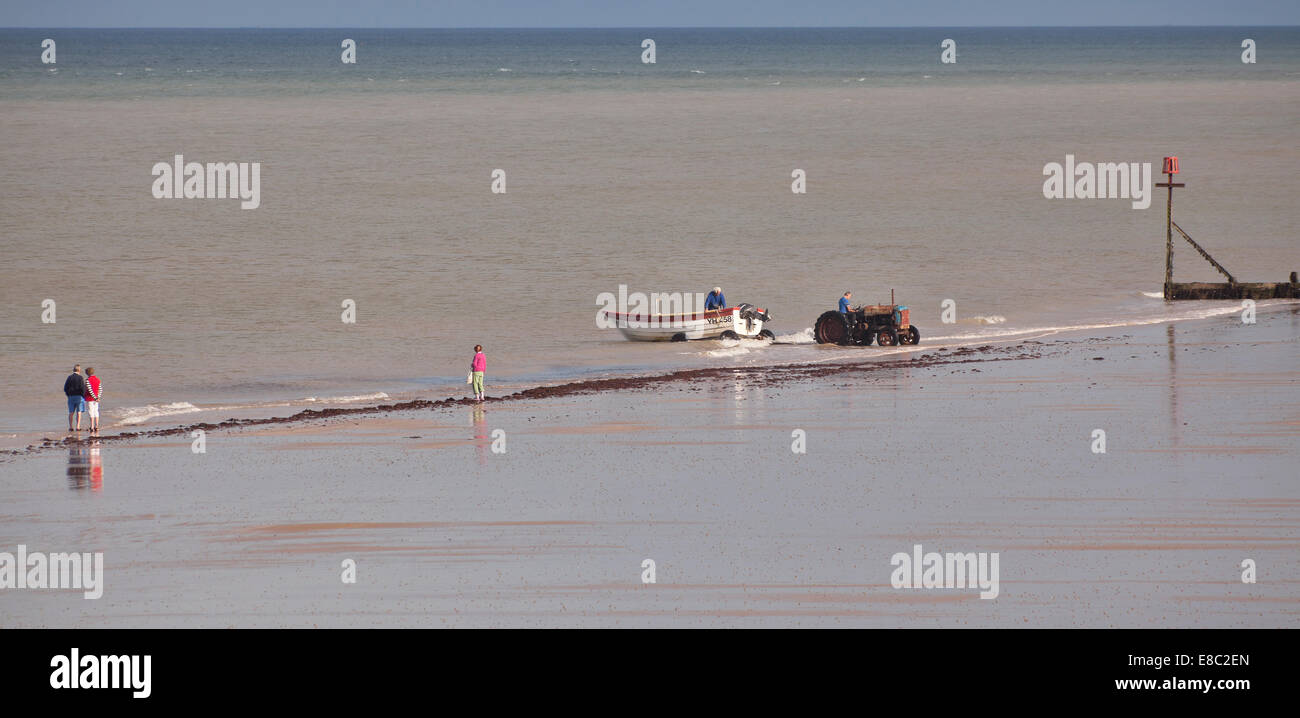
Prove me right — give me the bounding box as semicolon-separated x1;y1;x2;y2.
8;341;1052;458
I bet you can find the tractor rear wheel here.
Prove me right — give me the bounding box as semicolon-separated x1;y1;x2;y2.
814;311;849;344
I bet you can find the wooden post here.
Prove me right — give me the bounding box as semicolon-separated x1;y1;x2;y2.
1156;157;1184;300
1164;177;1173;297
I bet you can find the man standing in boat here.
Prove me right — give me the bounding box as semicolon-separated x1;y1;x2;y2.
705;287;727;311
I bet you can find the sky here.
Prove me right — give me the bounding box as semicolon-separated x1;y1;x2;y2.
1;0;1297;28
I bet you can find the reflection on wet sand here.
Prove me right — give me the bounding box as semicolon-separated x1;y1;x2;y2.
472;404;487;465
1167;323;1180;445
67;442;103;491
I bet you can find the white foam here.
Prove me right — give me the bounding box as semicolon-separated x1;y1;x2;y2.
705;336;778;357
706;345;751;358
925;302;1255;344
305;392;389;404
114;402;202;426
112;392;392;427
1141;291;1164;298
775;327;816;344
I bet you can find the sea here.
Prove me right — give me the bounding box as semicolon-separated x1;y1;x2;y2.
1;27;1297;434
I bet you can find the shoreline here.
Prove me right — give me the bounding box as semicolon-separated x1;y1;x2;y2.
7;302;1295;457
6;340;1042;457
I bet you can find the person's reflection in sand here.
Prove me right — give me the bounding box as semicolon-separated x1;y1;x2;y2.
472;404;488;465
67;444;91;490
89;440;103;492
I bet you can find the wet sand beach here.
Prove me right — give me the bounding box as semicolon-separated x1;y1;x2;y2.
1;308;1296;627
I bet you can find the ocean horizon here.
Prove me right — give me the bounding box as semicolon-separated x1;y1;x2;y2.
2;27;1298;100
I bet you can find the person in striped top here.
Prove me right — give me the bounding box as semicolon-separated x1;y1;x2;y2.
84;367;102;434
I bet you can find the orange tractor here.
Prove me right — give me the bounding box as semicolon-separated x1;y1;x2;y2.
814;302;919;346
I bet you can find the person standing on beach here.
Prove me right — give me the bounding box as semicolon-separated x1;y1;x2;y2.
470;345;486;402
62;364;87;431
84;367;102;434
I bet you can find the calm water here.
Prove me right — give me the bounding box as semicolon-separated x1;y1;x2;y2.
2;28;1299;97
1;28;1298;432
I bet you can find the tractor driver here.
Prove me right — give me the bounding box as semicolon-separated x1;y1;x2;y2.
839;290;859;334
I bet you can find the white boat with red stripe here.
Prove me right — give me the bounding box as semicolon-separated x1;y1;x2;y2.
602;303;774;342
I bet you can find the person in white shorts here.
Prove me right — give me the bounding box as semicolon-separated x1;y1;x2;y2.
84;367;102;434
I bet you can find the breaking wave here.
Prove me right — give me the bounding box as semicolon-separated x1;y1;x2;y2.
775;327;816;344
304;392;389;403
114;392;391;427
115;402;203;426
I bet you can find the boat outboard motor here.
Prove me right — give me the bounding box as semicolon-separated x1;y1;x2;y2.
737;303;771;322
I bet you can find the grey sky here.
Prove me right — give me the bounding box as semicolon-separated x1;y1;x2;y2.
2;0;1297;28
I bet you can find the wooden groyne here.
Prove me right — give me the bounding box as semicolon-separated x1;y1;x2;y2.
1167;278;1299;300
1157;157;1299;300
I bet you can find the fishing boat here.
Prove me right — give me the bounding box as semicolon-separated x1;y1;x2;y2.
602;303;774;342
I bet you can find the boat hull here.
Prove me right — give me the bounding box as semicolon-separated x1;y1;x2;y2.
602;308;769;341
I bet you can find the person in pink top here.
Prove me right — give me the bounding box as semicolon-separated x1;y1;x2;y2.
470;345;486;402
